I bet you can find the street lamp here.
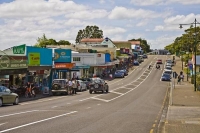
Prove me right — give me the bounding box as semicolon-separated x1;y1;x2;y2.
179;18;200;91
186;51;189;81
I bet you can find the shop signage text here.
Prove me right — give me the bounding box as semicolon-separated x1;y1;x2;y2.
0;55;27;69
54;49;71;63
54;63;75;69
13;44;26;54
28;53;40;66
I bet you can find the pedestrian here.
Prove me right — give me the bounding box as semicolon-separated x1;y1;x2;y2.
177;75;181;84
72;79;77;94
31;82;36;97
68;79;73;95
180;74;184;82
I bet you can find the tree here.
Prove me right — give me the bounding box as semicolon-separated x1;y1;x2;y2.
128;38;151;53
58;40;71;45
34;34;71;47
75;25;103;43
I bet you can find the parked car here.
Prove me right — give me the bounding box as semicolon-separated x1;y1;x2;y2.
161;73;171;81
119;69;128;76
51;79;68;95
0;86;19;107
163;69;172;74
156;59;162;64
114;70;125;78
89;78;109;94
133;60;139;66
77;80;87;91
165;66;172;71
81;78;92;89
143;54;148;58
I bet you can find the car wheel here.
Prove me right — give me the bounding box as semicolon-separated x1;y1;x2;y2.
89;90;93;94
13;97;19;105
0;98;2;107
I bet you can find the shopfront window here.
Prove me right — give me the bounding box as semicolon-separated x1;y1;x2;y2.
73;57;81;61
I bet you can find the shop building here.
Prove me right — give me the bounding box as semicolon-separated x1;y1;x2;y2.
53;49;75;80
0;44;28;87
26;46;53;88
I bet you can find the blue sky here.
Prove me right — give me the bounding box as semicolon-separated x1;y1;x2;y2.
0;0;200;50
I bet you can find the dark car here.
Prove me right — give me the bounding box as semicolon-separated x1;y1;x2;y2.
88;78;109;94
114;70;125;78
143;54;148;58
133;60;139;66
51;79;68;95
161;73;171;81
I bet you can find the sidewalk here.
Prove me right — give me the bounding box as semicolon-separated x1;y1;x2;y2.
163;56;200;133
19;91;52;103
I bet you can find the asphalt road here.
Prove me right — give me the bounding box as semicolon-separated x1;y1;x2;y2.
0;55;170;133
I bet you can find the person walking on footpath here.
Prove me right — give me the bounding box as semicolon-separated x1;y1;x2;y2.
177;75;181;84
72;78;77;94
68;79;73;95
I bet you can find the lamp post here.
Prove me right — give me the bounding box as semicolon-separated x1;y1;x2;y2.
179;18;200;91
186;52;189;81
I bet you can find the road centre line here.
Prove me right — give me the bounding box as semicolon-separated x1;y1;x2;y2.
106;62;155;102
82;61;155;102
110;91;124;95
0;111;77;133
0;110;39;118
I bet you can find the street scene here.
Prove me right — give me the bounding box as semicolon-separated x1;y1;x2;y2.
0;1;200;133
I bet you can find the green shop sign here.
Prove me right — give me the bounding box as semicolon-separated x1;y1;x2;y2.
0;55;27;69
13;44;26;54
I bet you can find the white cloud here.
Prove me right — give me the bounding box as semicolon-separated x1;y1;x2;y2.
130;0;200;6
0;0;87;18
99;0;105;4
103;27;127;37
65;10;108;20
108;6;168;20
153;13;200;31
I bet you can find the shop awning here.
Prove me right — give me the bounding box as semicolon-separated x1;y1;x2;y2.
72;65;90;69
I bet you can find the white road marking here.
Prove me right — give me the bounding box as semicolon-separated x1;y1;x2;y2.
0;122;8;126
20;96;66;105
67;103;71;104
0;111;77;133
91;97;109;102
0;110;39;118
86;107;91;109
110;91;123;95
51;106;57;108
97;104;101;106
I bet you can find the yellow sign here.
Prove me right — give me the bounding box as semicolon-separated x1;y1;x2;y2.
29;53;40;66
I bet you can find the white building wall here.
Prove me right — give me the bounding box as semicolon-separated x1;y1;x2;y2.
72;53;105;65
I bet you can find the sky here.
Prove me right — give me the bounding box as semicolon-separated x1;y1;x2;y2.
0;0;200;50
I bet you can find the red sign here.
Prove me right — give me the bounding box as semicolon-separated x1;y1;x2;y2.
54;63;75;69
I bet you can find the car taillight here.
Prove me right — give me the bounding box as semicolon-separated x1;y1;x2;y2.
78;83;80;86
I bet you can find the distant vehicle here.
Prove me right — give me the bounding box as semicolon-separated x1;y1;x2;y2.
0;86;19;107
161;73;171;81
143;54;148;58
119;69;128;76
163;69;172;74
88;78;109;94
133;60;139;66
82;78;92;89
156;59;162;64
167;52;171;55
114;70;125;78
51;79;68;95
165;66;172;71
77;80;87;91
